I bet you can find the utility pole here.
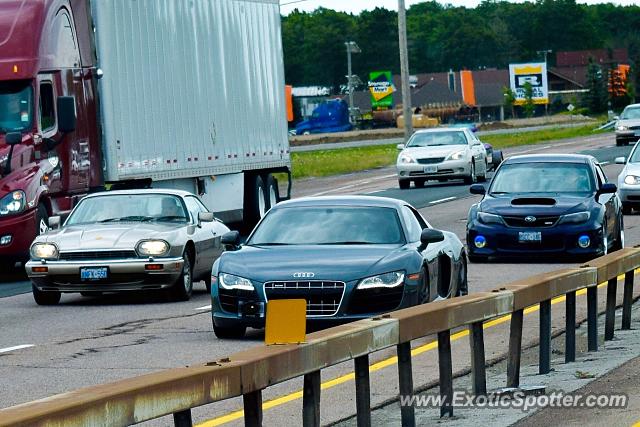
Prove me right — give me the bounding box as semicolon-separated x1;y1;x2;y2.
398;0;413;141
345;41;361;124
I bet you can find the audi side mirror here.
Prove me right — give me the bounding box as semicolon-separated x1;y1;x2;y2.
221;231;241;249
419;228;445;251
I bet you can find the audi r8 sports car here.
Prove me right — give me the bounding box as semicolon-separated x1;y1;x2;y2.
26;190;230;305
210;196;467;338
466;154;623;261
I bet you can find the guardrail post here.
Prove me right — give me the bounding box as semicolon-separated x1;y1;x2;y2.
565;291;576;363
539;300;551;374
587;286;598;351
303;370;321;427
243;390;263;427
622;271;634;330
396;342;415;427
173;409;193;427
468;321;486;395
507;309;524;388
605;278;617;341
354;355;371;427
437;330;453;417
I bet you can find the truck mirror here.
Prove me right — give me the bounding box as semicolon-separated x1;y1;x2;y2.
57;96;76;133
5;132;22;146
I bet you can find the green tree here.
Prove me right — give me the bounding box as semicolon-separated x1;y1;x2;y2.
502;86;516;118
584;59;608;113
522;82;535;118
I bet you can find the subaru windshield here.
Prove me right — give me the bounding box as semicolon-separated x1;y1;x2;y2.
0;80;33;134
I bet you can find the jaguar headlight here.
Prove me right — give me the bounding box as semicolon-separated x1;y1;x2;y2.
357;271;405;290
30;242;58;260
477;212;504;225
447;150;466;160
0;190;26;216
624;175;640;185
136;240;170;256
558;211;591;225
398;154;416;164
219;273;254;291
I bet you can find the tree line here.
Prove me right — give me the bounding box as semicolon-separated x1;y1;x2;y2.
282;0;640;102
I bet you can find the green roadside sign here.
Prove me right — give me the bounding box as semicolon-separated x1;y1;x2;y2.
368;71;394;110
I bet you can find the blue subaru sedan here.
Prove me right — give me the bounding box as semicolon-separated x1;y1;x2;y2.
466;154;624;262
211;196;467;338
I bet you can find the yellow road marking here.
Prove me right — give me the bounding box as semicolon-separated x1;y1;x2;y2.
198;277;626;426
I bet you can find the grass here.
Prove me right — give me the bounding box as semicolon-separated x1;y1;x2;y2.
291;123;608;180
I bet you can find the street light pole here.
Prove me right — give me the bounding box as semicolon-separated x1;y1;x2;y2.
398;0;413;141
345;41;360;124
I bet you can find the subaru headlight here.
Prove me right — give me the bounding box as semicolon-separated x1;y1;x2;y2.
558;211;591;225
624;175;640;185
616;125;628;131
357;271;405;289
398;153;416;164
477;212;504;225
446;150;466;161
219;273;254;291
30;242;58;260
0;190;26;216
136;240;170;256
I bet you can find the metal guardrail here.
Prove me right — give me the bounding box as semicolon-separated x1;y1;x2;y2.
1;248;639;427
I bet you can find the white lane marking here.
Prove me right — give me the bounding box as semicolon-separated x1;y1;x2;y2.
600;161;610;166
0;344;34;354
195;305;212;311
429;197;456;205
309;173;397;196
517;145;553;154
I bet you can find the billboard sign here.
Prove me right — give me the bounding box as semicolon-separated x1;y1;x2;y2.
509;62;549;105
368;71;395;110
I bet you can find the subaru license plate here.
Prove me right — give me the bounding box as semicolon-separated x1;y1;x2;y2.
80;267;108;280
423;165;437;173
518;231;541;243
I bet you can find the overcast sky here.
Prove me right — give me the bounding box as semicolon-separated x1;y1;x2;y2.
280;0;638;15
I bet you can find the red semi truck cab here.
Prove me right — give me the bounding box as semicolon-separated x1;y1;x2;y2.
0;0;101;269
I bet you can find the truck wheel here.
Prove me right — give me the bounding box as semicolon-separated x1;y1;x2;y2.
264;174;279;210
244;174;266;226
169;253;193;301
32;284;61;305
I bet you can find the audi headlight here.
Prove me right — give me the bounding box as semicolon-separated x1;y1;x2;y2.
357;271;405;290
30;242;58;260
477;212;504;225
219;273;254;291
624;175;640;185
398;153;416;164
616;125;628;131
558;211;591;225
447;150;466;161
136;240;170;256
0;190;26;216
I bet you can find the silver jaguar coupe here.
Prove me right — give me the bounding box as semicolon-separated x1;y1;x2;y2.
26;189;229;305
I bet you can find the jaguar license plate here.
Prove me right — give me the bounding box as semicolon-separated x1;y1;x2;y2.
518;231;542;243
80;267;108;280
423;165;437;173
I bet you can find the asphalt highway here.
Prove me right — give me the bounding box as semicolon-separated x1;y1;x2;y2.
0;132;637;426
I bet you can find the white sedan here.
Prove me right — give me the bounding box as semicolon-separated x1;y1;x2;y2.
396;128;488;189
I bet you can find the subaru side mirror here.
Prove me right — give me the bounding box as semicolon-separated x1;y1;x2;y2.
470;184;486;195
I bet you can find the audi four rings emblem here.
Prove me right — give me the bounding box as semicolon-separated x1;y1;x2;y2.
524;216;537;223
293;272;315;278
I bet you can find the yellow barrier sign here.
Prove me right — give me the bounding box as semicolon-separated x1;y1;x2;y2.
265;299;307;345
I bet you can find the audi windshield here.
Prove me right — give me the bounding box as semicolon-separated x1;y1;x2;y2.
248;206;406;245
